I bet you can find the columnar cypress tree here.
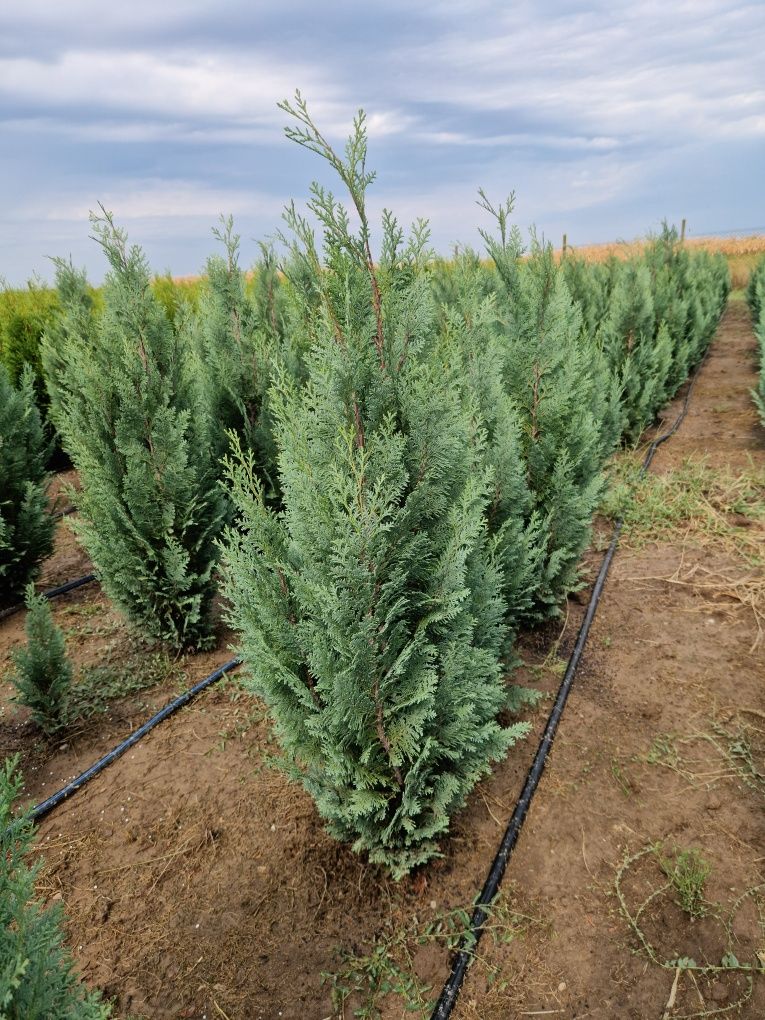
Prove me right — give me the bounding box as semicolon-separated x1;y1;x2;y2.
595;259;659;439
559;252;611;339
0;758;111;1019
431;247;538;636
593;229;728;440
44;213;227;651
748;257;765;424
222;95;526;876
0;364;54;605
478;210;620;622
182;217;283;490
41;259;98;428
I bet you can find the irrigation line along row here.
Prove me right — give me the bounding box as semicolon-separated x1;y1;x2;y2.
0;572;97;623
430;350;710;1020
27;657;242;825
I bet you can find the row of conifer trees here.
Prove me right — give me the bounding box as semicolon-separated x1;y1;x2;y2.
747;256;765;424
2;96;729;876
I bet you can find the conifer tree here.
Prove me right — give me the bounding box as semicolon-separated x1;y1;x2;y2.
595;259;659;439
430;247;538;637
748;257;765;424
44;213;227;651
222;95;526;877
0;364;54;605
41;259;98;428
559;252;611;339
0;758;111;1019
478;212;621;621
12;586;72;734
181;220;291;498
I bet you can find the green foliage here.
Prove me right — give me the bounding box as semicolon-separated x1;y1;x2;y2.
0;757;111;1019
0;282;59;407
43;211;227;651
594;227;729;439
149;272;202;324
11;586;72;734
0;364;54;605
181;218;287;495
41;260;99;430
222;94;526;877
432;248;536;635
478;215;621;623
659;846;711;920
747;256;765;424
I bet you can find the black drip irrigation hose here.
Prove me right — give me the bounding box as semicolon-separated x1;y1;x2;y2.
430;351;710;1020
0;573;97;623
27;657;242;825
53;505;78;520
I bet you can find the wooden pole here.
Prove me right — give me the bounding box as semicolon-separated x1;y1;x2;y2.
680;218;686;243
562;233;567;257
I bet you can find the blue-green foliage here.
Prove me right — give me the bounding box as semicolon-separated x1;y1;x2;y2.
567;227;730;440
181;218;289;497
222;95;526;877
0;758;111;1019
12;586;72;734
502;241;620;620
0;365;53;604
440;200;621;625
747;256;765;424
432;248;536;638
42;213;227;651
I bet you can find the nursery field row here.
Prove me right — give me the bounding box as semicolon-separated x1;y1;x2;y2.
1;294;762;1019
1;95;762;1019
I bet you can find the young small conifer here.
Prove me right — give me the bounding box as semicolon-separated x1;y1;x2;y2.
222;95;526;877
12;586;72;733
44;213;227;651
0;757;111;1019
0;364;54;605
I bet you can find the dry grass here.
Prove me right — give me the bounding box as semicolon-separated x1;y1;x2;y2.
603;454;765;650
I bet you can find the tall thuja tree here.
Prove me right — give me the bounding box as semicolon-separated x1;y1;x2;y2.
642;224;694;394
747;256;765;423
479;205;621;621
222;95;525;877
41;259;98;426
595;258;675;439
559;252;611;339
44;211;227;651
0;365;54;605
431;246;538;635
182;218;287;496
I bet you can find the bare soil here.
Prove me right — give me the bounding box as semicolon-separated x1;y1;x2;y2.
0;299;762;1019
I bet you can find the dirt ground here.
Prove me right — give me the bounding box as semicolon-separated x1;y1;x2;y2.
0;299;762;1019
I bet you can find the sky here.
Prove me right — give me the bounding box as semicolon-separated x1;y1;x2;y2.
1;0;763;284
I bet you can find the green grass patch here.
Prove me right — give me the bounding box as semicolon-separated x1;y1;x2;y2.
602;454;764;565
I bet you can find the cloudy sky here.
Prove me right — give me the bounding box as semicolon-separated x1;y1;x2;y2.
1;0;763;283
